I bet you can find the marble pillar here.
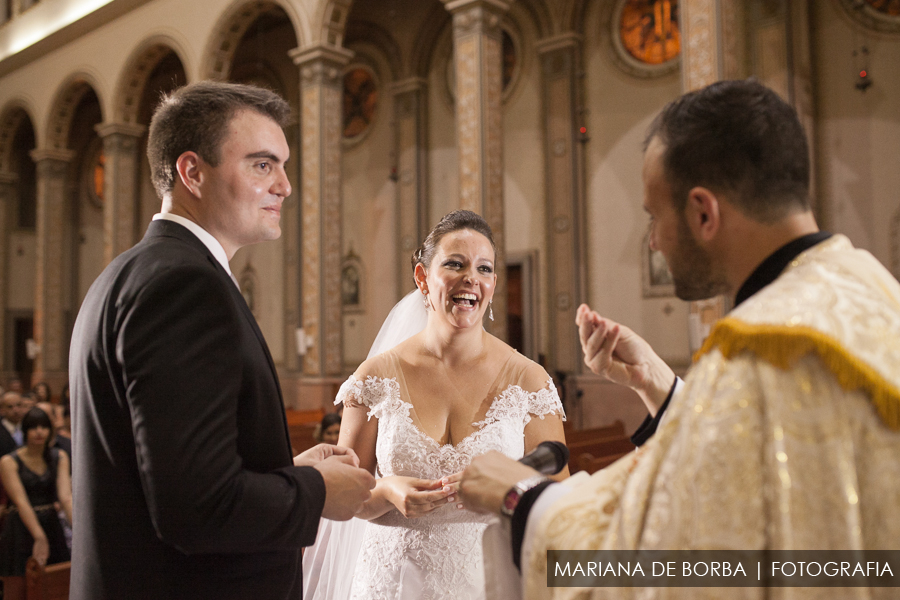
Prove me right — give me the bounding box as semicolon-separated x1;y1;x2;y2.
0;172;14;375
536;33;586;374
30;149;74;390
391;77;429;297
444;0;509;341
96;122;145;264
290;44;352;409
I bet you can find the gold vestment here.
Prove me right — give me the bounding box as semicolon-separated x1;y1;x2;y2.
525;236;900;599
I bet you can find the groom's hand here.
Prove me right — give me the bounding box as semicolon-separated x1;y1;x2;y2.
294;443;360;467
314;455;376;521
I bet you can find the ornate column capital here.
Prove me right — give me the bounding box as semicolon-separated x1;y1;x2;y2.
443;0;510;14
390;77;428;96
289;44;354;87
96;122;146;156
0;171;17;186
444;0;509;38
534;32;582;55
95;122;146;140
30;148;75;165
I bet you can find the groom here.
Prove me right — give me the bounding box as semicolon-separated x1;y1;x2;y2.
69;81;374;600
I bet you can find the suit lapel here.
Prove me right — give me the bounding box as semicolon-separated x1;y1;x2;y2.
144;220;294;450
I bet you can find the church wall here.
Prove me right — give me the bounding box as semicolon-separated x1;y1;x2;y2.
813;0;900;272
6;232;35;310
502;10;549;361
229;16;303;367
341;47;398;371
580;0;689;368
426;26;459;234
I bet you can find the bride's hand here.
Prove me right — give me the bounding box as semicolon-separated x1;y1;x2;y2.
382;476;455;518
440;471;464;509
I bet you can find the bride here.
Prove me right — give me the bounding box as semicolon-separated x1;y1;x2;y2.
303;210;567;599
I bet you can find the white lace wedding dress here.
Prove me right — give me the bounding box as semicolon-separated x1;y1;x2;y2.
335;348;564;600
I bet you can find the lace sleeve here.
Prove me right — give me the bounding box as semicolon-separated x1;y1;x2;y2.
334;375;401;421
527;379;566;421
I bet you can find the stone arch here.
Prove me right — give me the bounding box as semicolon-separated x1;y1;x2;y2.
343;20;403;80
411;2;452;79
0;99;38;174
113;36;190;125
201;0;305;81
316;0;353;48
515;0;553;39
44;74;104;151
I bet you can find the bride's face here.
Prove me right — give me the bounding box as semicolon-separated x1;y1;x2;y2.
418;228;496;330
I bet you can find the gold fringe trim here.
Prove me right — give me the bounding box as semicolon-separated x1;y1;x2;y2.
695;318;900;431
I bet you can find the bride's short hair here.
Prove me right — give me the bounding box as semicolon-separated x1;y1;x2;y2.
412;210;496;271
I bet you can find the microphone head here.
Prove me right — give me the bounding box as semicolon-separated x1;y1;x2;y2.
540;441;569;472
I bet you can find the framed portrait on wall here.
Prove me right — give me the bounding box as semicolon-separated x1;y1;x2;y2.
642;229;675;297
341;251;364;313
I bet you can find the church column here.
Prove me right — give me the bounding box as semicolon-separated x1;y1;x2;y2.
96;123;145;264
0;172;14;376
30;149;74;390
391;77;429;297
536;33;586;375
290;44;353;410
681;0;746;91
444;0;509;340
681;0;748;349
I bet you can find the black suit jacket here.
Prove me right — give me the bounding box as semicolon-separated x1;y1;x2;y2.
68;220;325;600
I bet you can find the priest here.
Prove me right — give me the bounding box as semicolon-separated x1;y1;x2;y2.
460;79;900;600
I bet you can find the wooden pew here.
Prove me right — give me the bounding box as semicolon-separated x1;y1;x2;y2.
0;574;25;600
563;421;626;444
573;451;633;474
567;433;636;475
25;558;70;600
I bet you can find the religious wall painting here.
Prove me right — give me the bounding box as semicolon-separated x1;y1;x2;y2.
341;250;364;313
838;0;900;34
342;66;378;144
83;137;105;209
642;228;675;297
610;0;681;78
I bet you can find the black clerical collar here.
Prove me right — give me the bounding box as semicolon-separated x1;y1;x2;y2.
733;231;833;307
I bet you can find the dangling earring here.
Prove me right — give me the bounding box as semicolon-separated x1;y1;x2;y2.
423;292;430;310
489;299;494;322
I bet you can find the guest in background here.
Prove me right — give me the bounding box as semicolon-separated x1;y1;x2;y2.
314;413;342;446
1;392;24;447
35;402;71;462
31;382;51;404
0;407;72;574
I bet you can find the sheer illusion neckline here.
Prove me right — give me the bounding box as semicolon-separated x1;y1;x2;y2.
390;349;518;449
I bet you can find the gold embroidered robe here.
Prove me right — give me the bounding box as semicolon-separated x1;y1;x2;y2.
525;235;900;600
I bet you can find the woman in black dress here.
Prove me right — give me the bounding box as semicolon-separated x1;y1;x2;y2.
0;407;72;574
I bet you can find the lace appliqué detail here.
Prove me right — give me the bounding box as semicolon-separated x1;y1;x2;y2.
472;378;565;430
336;374;564;600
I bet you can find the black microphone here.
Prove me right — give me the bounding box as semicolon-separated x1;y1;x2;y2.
519;441;569;475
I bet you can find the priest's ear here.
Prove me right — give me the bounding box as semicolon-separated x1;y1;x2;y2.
684;186;721;243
